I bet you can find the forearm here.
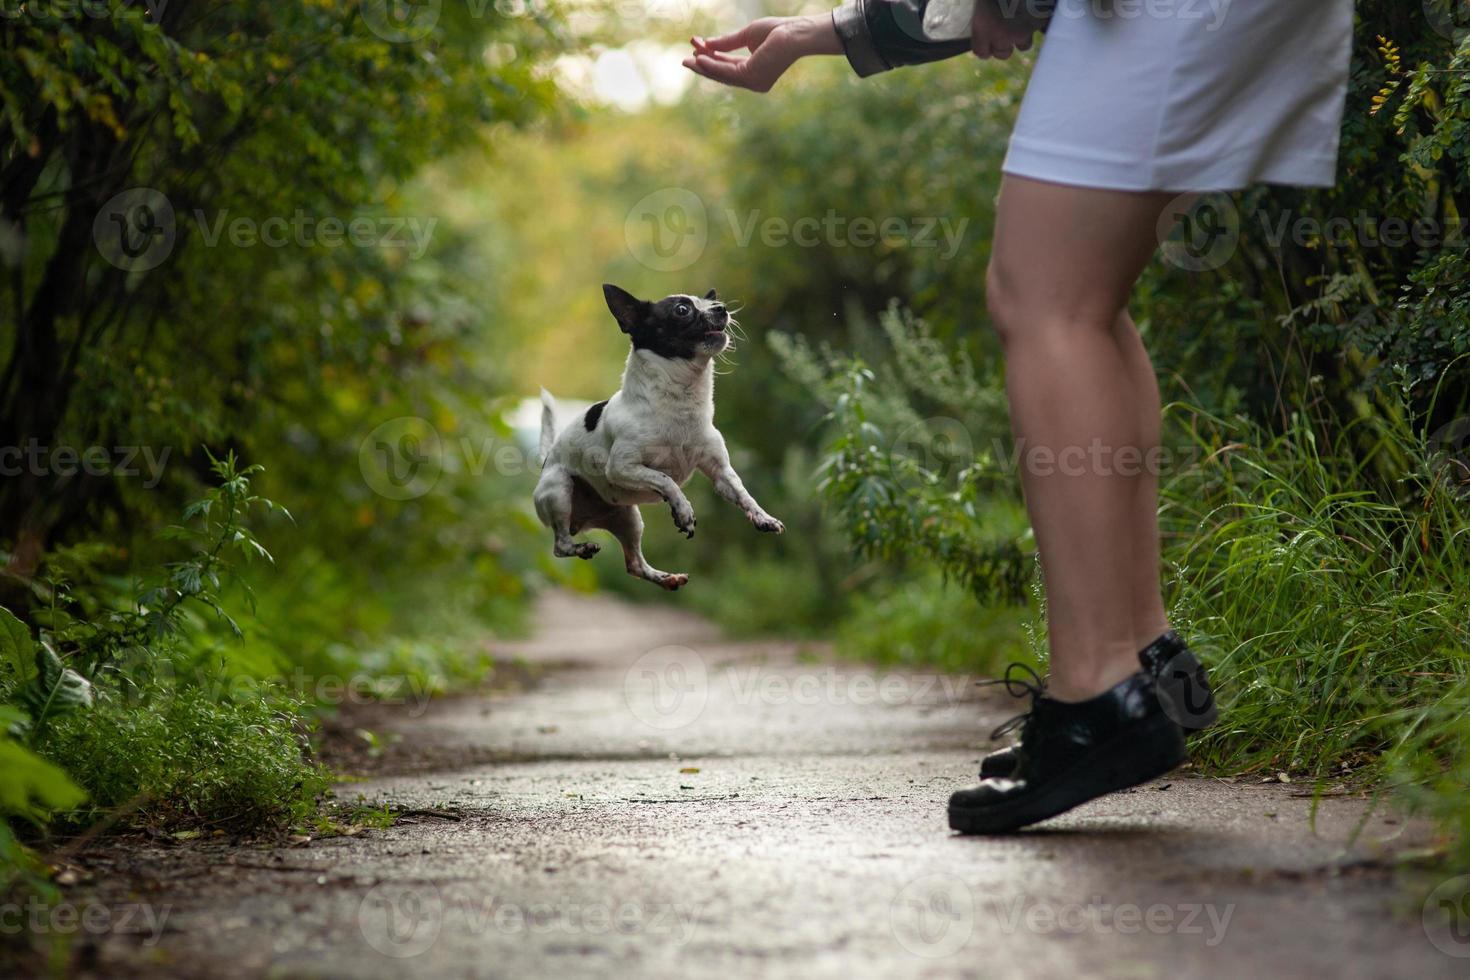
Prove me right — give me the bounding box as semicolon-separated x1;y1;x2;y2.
793;13;846;56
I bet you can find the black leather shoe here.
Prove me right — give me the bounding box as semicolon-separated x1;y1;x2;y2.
978;630;1216;779
948;670;1186;835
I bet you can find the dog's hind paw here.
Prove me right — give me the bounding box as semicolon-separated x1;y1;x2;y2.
559;541;600;560
749;513;785;534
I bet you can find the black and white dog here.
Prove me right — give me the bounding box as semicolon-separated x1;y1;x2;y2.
534;284;784;591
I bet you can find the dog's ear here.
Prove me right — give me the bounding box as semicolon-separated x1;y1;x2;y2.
603;284;645;334
704;288;718;301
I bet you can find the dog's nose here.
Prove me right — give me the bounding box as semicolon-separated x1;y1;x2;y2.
711;303;726;314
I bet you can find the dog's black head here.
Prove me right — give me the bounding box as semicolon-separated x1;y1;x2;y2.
603;284;731;360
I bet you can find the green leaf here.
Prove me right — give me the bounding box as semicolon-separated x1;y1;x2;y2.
0;736;86;821
21;643;94;721
0;606;34;682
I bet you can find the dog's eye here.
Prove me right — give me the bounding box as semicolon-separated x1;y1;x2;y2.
675;303;691;317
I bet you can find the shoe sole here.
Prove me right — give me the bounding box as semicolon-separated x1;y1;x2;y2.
949;711;1186;835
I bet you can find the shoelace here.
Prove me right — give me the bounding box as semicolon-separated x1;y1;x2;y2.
975;662;1046;742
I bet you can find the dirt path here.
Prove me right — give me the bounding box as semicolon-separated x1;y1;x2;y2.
71;591;1464;978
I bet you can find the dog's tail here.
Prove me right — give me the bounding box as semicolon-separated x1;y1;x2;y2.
538;387;556;463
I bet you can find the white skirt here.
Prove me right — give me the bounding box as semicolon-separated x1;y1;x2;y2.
1003;0;1355;192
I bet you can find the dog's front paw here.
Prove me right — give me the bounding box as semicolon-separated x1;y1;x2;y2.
749;512;784;534
659;573;689;592
671;503;697;539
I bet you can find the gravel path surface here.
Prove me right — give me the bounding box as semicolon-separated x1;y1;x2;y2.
71;591;1464;978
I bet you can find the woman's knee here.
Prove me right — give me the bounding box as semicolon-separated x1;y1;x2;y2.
984;258;1026;349
985;257;1123;351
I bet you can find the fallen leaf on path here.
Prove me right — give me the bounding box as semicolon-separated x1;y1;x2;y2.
679;767;700;774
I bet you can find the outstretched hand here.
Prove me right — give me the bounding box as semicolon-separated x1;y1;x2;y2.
682;15;841;93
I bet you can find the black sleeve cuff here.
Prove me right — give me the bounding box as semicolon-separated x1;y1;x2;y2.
833;1;973;79
833;1;893;78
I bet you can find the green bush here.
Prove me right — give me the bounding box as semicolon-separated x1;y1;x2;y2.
683;548;840;640
36;691;325;830
836;574;1038;677
0;457;318;835
0;2;562;885
781;304;1032;605
1141;8;1470;418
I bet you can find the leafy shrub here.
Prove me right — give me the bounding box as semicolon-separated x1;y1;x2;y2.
779;304;1032;604
36;692;324;830
683;548;840;640
1142;8;1470;421
0;5;558;874
0;720;84;827
836;574;1038;677
0;455;322;864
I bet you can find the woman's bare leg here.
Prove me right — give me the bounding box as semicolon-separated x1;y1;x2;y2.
1111;309;1171;645
985;176;1174;702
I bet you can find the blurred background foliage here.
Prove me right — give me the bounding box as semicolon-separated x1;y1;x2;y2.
3;0;1470;900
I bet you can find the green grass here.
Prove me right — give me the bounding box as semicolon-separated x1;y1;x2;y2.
1162;404;1470;782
